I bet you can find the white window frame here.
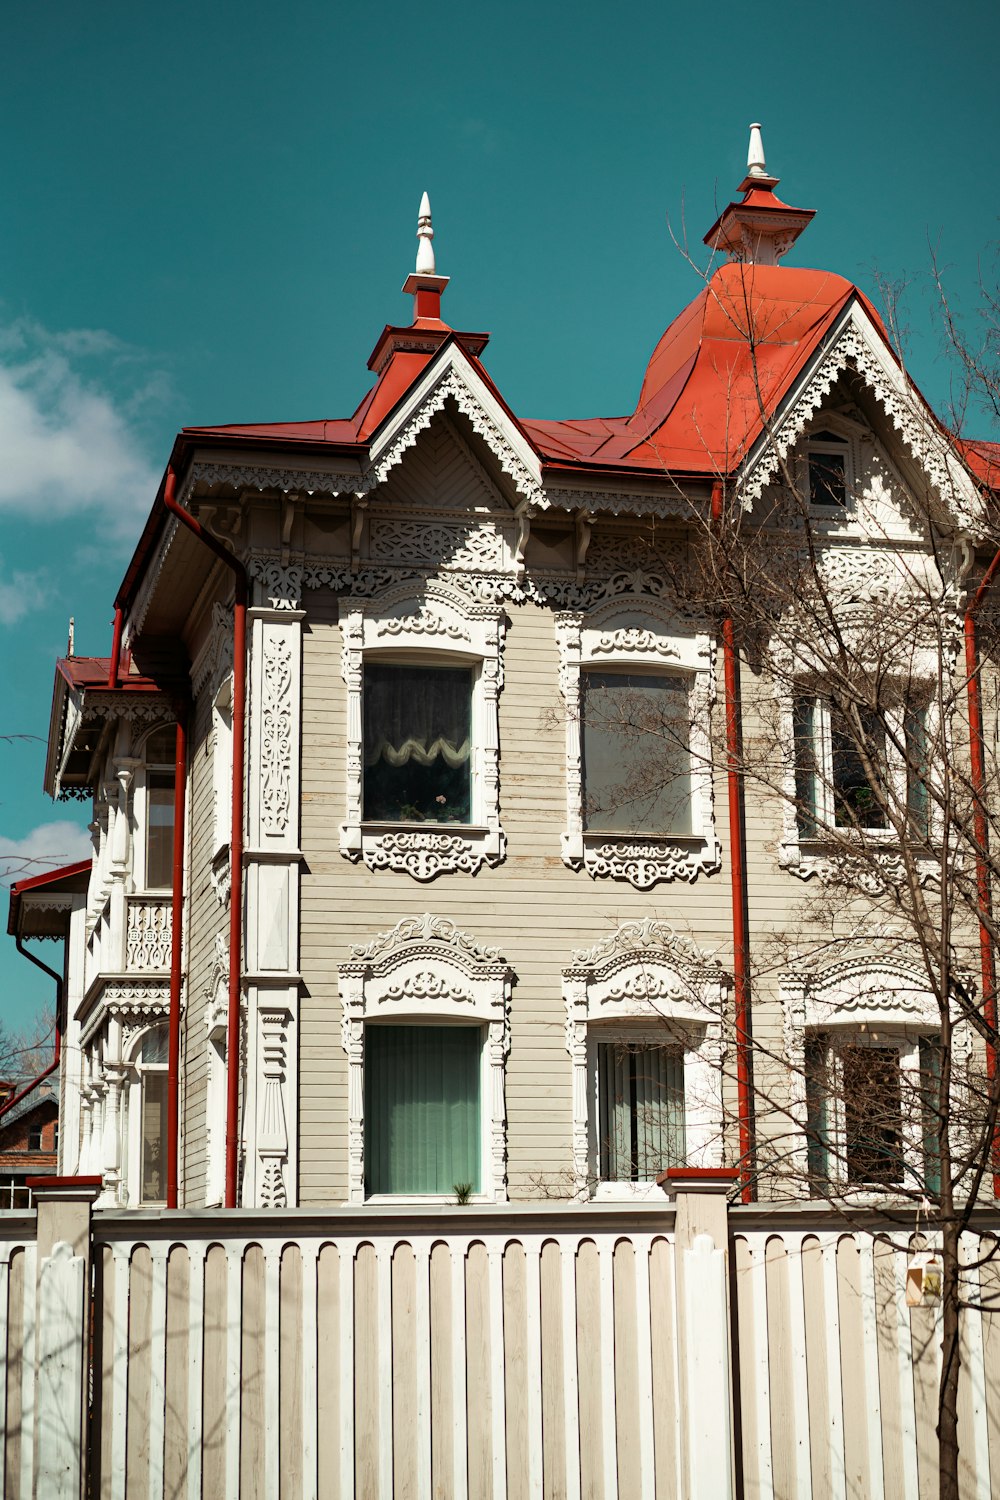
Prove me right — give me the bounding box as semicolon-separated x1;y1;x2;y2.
338;913;512;1204
802;427;854;511
123;1021;169;1208
779;683;938;879
339;579;506;881
555;597;719;889
781;959;967;1201
132;722;176;894
563;919;727;1199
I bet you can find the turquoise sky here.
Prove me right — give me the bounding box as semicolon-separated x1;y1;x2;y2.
2;0;999;1028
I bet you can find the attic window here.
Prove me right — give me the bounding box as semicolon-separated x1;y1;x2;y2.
808;431;848;507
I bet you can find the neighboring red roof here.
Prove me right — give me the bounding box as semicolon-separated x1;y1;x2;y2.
55;658;161;693
523;263;867;476
959;439;1000;490
10;860;91;897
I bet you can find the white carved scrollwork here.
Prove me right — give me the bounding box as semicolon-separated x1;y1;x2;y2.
562;919;728;1197
339;578;506;879
556;595;720;889
261;635;293;835
125;898;172;972
339;913;513;1204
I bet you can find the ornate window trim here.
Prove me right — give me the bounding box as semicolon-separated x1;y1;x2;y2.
555;596;720;888
338;914;513;1204
781;958;968;1200
562;919;728;1198
774;647;944;890
339;578;506;881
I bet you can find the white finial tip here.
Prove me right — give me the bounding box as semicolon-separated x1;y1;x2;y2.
415;191;436;275
747;122;768;179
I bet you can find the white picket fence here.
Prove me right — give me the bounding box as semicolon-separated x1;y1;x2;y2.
1;1194;998;1498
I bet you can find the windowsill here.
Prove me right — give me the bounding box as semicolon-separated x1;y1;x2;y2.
361;821;488;835
780;835;941;889
363;1192;493;1206
343;819;506;879
564;828;721;889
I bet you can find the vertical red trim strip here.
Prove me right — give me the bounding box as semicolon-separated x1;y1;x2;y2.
107;606;123;689
2;940;63;1117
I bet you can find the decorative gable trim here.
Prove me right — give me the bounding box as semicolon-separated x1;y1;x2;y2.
366;344;545;505
740;301;981;525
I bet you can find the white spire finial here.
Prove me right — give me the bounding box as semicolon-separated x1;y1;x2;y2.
415;191;436;275
747;123;768;180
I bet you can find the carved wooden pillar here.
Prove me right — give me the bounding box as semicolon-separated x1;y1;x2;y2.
242;583;303;1207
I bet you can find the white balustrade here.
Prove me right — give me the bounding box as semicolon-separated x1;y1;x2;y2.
125;897;172;972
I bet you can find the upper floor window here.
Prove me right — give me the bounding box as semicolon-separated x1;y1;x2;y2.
556;601;719;889
363;662;473;825
807;430;850;508
792;693;929;839
340;582;505;881
581;670;692;836
141;725;176;891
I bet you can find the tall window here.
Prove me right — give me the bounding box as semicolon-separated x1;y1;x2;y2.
581;670;692;835
807;430;849;507
596;1039;685;1182
364;1024;481;1195
143;726;176;890
131;1023;168;1205
363;663;473;825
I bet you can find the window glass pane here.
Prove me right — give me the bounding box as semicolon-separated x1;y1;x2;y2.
145;726;176;764
140;1070;167;1204
145;770;175;889
919;1036;943;1197
843;1046;902;1185
140;1024;168;1065
793;695;818;837
363;664;472;824
831;705;886;829
365;1026;481;1195
905;703;930;838
804;1034;830;1192
582;672;691;835
809;450;846;506
597;1041;685;1181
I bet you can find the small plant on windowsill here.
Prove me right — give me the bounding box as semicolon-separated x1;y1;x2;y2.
453;1182;474;1205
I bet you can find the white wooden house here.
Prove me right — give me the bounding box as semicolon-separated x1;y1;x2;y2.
7;127;1000;1498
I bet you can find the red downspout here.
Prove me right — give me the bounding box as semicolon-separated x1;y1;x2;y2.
162;466;247;1208
166;707;188;1209
964;545;1000;1198
712;480;755;1203
1;940;63;1117
107;606;123;688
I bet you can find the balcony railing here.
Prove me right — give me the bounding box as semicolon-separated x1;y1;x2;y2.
125;896;172;971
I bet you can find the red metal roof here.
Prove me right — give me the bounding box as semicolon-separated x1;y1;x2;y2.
523;263;864;476
55;658;162;693
10;860;92;897
959;439;1000;490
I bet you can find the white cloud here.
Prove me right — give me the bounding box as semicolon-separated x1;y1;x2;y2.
0;820;92;886
0;317;162;524
0;567;46;624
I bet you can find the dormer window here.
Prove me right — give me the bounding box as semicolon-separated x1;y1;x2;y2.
807;430;849;507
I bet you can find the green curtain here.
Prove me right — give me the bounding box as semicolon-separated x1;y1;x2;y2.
365;1026;481;1194
598;1042;685;1181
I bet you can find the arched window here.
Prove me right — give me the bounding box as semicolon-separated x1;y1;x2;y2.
126;1022;169;1205
141;726;176;891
